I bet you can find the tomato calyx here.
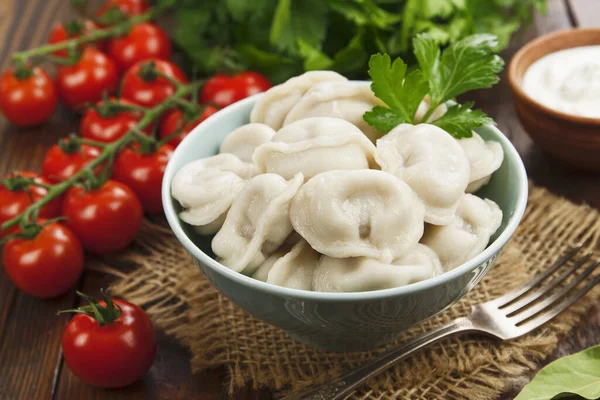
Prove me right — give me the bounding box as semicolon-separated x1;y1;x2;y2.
63;19;85;36
0;217;65;245
93;96;143;119
136;60;160;82
12;62;34;80
1;172;50;192
96;6;129;26
59;290;123;327
49;46;84;66
58;135;83;155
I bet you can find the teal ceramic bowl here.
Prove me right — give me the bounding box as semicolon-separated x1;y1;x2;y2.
162;94;528;352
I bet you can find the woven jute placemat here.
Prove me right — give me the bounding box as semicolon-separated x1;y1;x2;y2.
99;183;600;399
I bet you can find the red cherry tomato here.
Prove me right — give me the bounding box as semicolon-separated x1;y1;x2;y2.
121;59;188;107
80;98;151;143
108;23;171;72
48;20;105;57
41;143;101;183
159;105;218;147
55;48;119;109
0;67;57;127
62;296;156;388
201;71;271;108
62;180;143;253
3;221;84;298
112;144;173;214
97;0;150;19
0;171;62;236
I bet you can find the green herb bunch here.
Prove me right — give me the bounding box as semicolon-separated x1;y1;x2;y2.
162;0;545;83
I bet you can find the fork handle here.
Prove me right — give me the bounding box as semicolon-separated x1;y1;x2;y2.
281;317;474;400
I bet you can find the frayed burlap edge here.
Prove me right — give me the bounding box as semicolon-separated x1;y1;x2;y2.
97;183;600;400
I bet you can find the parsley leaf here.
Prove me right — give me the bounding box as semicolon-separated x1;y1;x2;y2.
414;33;504;105
364;53;428;132
431;102;494;138
364;34;502;138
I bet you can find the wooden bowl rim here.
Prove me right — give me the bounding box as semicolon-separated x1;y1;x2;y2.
508;28;600;126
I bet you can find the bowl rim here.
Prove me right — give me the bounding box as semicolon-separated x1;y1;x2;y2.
162;94;529;302
508;27;600;126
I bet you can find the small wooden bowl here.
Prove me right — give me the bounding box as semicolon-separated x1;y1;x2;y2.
508;28;600;171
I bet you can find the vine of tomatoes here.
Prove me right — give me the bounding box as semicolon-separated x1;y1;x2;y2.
0;0;271;388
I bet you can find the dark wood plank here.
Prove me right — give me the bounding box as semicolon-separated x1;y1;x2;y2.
567;0;600;28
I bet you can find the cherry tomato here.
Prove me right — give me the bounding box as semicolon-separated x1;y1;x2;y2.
113;144;173;214
201;72;271;108
159;105;218;147
62;294;156;388
0;67;57;127
80;98;151;143
48;20;104;58
62;180;143;253
0;171;62;236
55;48;119;109
41;143;101;183
108;23;171;72
3;221;84;298
121;59;188;107
97;0;150;19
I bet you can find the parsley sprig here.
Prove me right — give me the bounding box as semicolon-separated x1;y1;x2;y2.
364;33;504;138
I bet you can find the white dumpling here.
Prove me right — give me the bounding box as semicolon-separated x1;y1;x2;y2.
290;170;425;262
313;244;442;293
375;123;470;225
250;71;347;130
172;154;255;230
421;194;502;270
265;240;320;290
251;251;285;282
414;95;448;123
212;173;304;274
253;117;377;180
219;123;276;163
282;81;385;142
457;132;504;193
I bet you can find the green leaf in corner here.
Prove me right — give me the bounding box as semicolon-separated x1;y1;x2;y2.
515;345;600;400
431;102;492;138
366;53;429;128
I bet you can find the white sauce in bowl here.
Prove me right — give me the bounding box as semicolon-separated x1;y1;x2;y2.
522;45;600;118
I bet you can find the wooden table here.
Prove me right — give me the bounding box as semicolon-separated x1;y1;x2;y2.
0;1;598;399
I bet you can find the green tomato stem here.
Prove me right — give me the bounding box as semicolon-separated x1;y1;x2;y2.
1;81;203;232
11;6;165;63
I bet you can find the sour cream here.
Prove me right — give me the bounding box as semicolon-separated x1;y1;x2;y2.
522;45;600;118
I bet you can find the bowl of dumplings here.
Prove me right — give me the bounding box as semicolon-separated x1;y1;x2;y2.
163;71;528;352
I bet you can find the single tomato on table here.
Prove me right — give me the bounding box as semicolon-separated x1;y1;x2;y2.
62;180;143;254
80;98;151;143
41;142;101;183
0;66;56;127
3;221;84;298
201;71;271;108
121;59;188;107
97;0;150;19
108;23;171;71
55;48;119;109
159;105;218;147
48;19;105;57
113;143;174;214
61;291;156;388
0;171;62;236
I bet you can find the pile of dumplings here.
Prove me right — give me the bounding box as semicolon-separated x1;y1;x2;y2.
171;71;505;293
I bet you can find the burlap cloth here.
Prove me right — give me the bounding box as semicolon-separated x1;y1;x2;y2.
98;183;600;399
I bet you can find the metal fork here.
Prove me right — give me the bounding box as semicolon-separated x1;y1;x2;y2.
281;245;600;400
